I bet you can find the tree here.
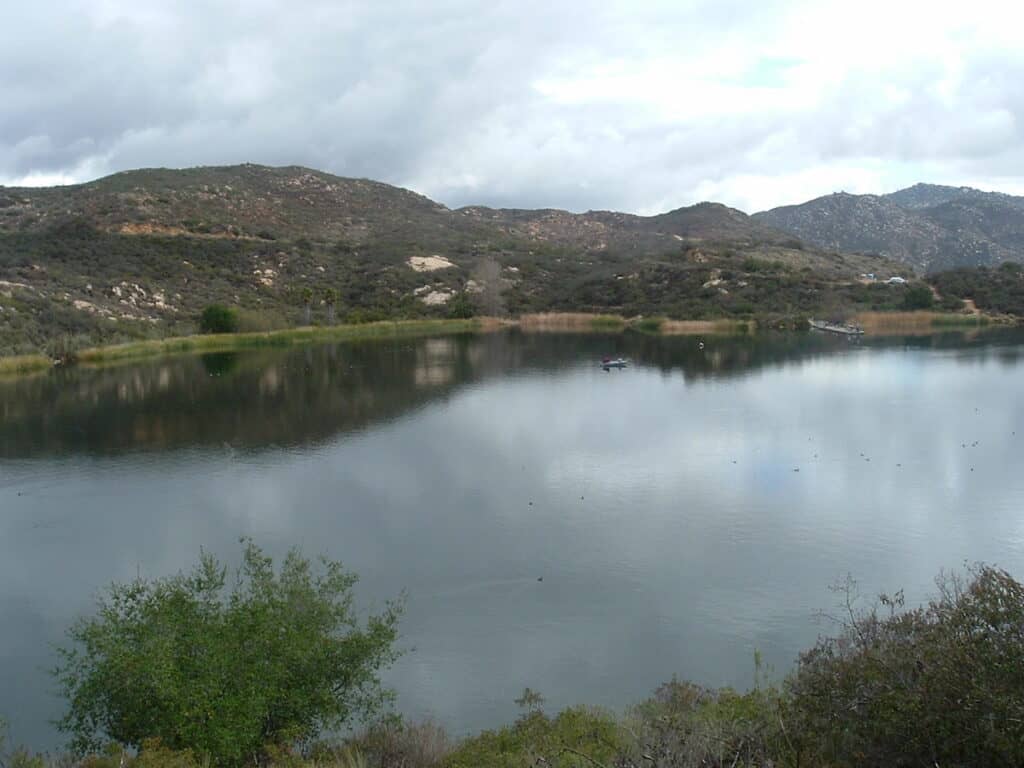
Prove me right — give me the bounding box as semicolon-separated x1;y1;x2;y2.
447;291;475;319
199;305;239;334
903;283;935;310
301;287;314;325
324;288;338;325
54;540;402;766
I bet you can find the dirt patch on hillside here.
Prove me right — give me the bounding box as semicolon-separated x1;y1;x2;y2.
408;255;455;272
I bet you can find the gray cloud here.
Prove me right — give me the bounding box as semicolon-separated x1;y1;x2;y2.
3;0;1024;212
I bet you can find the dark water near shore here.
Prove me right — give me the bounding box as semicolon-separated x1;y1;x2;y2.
2;328;1024;750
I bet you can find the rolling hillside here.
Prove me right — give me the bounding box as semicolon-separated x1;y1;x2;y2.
0;164;908;356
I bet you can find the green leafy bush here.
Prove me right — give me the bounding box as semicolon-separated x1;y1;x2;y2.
198;304;239;334
447;292;475;319
336;717;451;768
619;676;794;768
53;541;402;766
446;707;624;768
903;283;935;310
634;316;665;333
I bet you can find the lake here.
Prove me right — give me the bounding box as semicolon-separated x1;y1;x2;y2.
2;328;1024;751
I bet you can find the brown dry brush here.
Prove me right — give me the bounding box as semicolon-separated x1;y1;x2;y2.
787;565;1024;767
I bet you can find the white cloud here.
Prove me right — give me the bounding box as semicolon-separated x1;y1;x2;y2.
2;0;1024;212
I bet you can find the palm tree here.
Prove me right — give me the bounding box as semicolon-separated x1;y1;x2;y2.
324;288;338;325
301;287;313;325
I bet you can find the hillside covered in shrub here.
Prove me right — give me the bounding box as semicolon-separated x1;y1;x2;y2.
0;164;916;356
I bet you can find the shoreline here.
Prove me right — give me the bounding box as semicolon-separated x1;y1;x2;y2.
0;311;1014;376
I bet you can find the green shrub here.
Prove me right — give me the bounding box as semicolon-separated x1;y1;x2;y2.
235;308;289;333
622;677;793;768
53;540;402;766
134;739;202;768
634;316;665;334
589;315;626;331
446;707;624;768
198;304;239;334
903;283;935;310
789;566;1024;766
339;717;451;768
447;292;475;319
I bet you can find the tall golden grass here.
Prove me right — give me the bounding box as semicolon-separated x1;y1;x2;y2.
517;313;627;332
853;311;992;334
512;313;756;334
660;319;754;335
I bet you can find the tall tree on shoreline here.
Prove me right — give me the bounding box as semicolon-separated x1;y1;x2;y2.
324;287;338;324
301;287;313;325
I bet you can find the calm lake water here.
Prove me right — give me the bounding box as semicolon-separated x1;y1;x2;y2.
3;328;1024;750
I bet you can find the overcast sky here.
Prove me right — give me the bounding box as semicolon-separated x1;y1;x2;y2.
2;0;1023;213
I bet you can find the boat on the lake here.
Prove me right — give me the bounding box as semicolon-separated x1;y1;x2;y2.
808;319;865;336
601;357;628;369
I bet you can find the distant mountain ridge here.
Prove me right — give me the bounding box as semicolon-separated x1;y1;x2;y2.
754;183;1024;273
0;163;794;253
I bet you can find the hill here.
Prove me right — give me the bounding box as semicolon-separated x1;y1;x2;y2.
753;184;1024;273
0;164;909;356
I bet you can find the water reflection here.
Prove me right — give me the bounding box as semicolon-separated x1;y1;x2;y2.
4;329;1022;458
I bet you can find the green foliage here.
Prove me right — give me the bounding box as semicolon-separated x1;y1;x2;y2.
902;282;935;310
633;316;665;334
789;565;1024;767
446;707;624;768
588;315;626;331
446;292;475;319
234;308;289;333
741;257;782;273
930;264;1024;316
199;305;239;334
621;676;795;768
53;540;402;766
323;288;339;325
134;739;203;768
339;717;451;768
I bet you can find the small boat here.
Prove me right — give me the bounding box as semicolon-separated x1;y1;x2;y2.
808;319;864;336
601;357;628;369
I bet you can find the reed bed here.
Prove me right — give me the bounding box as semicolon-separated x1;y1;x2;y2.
517;312;628;332
854;311;992;333
661;318;754;335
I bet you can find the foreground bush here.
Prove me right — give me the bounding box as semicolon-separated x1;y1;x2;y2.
446;705;624;768
789;565;1024;766
619;678;794;768
53;541;402;766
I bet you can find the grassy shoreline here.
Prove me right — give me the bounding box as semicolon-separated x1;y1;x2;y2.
0;353;53;376
74;319;483;365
